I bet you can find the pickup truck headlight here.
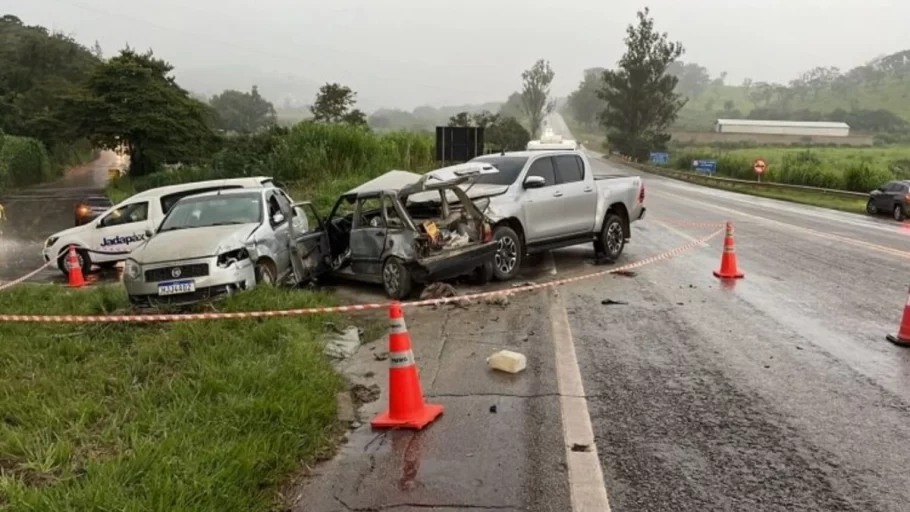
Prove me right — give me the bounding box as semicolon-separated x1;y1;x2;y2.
216;248;250;268
124;259;141;280
44;236;59;249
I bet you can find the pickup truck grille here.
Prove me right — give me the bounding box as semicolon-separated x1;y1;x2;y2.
145;263;209;282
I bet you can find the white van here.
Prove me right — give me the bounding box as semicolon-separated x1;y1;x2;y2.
526;129;579;151
42;176;278;276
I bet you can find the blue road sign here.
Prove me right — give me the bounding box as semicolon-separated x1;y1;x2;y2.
692;159;717;174
649;152;669;165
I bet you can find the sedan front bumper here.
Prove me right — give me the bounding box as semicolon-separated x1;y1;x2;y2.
124;256;256;307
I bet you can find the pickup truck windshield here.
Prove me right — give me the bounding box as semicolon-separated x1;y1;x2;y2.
469;156;529;186
159;193;262;232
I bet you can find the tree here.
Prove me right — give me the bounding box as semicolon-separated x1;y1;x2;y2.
310;82;367;125
519;59;556;138
567;67;606;128
210;86;277;134
485;116;530;151
70;47;216;176
597;8;686;159
447;111;472;127
498;92;524;120
472;110;500;128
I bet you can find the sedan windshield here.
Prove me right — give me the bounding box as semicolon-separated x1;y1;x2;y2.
159;193;262;232
468;156;529;186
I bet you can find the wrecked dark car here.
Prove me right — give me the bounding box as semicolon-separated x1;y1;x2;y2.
293;169;498;299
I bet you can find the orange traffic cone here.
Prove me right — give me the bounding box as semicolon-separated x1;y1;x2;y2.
371;302;444;430
887;287;910;347
66;245;86;288
713;221;744;279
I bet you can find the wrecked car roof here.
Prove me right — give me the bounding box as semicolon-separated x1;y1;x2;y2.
344;170;423;196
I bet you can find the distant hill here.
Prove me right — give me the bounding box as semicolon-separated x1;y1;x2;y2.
174;65;321;108
566;49;910;134
368;101;505;132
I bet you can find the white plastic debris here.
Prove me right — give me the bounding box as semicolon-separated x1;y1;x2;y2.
487;350;527;374
323;324;363;359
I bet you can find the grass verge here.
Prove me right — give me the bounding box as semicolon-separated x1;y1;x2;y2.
609;157;868;215
0;284;344;510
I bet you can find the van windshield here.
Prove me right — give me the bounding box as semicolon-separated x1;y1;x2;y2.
467;156;529;186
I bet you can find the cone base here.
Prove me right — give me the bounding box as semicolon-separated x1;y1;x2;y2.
713;270;744;279
886;334;910;347
370;403;444;430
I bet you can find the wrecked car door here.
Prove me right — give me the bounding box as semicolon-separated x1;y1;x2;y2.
348;194;391;277
292;201;331;279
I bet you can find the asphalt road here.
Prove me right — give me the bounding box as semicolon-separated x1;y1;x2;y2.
545;124;910;509
0;151;120;283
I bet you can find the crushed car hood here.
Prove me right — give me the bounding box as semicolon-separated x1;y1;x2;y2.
132;223;259;264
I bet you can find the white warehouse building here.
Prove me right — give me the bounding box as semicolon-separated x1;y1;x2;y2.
714;119;851;137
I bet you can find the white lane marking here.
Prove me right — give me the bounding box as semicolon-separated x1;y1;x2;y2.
654;220;710;246
652;190;910;260
547;255;611;512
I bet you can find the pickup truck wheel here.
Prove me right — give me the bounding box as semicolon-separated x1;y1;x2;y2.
382;256;413;300
492;226;522;281
595;214;625;261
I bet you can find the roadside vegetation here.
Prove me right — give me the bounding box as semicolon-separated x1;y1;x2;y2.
0;285;343;510
0;16;98;191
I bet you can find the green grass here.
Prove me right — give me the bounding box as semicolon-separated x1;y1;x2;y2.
0;284;344;511
675;145;910;176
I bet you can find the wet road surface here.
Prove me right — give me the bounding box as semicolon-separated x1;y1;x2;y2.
0;151;121;283
564;145;910;509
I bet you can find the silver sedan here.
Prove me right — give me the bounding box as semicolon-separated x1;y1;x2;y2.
123;187;306;307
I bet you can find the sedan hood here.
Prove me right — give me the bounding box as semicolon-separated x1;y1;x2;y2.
132;223;259;264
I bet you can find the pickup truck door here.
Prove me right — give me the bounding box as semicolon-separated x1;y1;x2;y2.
520;156;564;242
553;154;597;235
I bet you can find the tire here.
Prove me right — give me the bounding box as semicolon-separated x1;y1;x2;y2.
894;204;907;222
470;261;494;285
382;256;413;300
594;213;625;261
866;199;877;215
254;261;276;286
492;225;522;281
57;247;92;277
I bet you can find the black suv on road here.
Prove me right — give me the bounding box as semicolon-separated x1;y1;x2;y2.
867;180;910;221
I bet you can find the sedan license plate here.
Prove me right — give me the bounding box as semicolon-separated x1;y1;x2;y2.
157;279;196;296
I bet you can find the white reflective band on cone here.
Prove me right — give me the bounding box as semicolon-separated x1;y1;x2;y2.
389;317;408;333
389;349;415;368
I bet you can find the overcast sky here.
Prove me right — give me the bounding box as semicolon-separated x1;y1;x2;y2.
9;0;909;110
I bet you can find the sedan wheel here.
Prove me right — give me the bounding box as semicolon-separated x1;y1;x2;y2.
255;262;276;286
382;257;412;300
866;199;877;215
894;205;906;222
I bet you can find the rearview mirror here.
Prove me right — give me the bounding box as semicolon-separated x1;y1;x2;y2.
523;176;547;189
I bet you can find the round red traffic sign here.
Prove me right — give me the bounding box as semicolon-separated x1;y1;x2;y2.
753;158;767;174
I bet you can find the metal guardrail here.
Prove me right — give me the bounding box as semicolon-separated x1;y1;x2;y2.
608;156;869;199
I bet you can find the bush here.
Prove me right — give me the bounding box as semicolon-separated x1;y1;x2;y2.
776;151;844;189
0;135;52;188
843;161;893;192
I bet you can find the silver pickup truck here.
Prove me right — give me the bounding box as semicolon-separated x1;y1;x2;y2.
422;150;646;281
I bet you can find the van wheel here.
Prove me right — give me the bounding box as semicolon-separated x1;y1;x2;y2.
594;214;625;261
57;248;92;277
492;225;522;281
382;257;413;300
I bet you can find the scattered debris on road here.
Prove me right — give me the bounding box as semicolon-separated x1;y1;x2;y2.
489;404;497;413
487;349;527;374
351;384;381;404
601;299;628;306
484;295;510;307
323;323;363;359
336;392;356;424
614;270;638;278
570;443;592;452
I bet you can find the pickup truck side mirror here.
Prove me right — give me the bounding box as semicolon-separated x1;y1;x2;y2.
523;176;547;189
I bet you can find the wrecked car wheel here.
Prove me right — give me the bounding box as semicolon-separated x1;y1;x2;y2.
470;261;495;285
595;214;625;261
255;262;276;286
492;226;522;281
382;257;413;300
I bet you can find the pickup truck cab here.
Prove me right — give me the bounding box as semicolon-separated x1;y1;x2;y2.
425;150;645;281
42;176;280;276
